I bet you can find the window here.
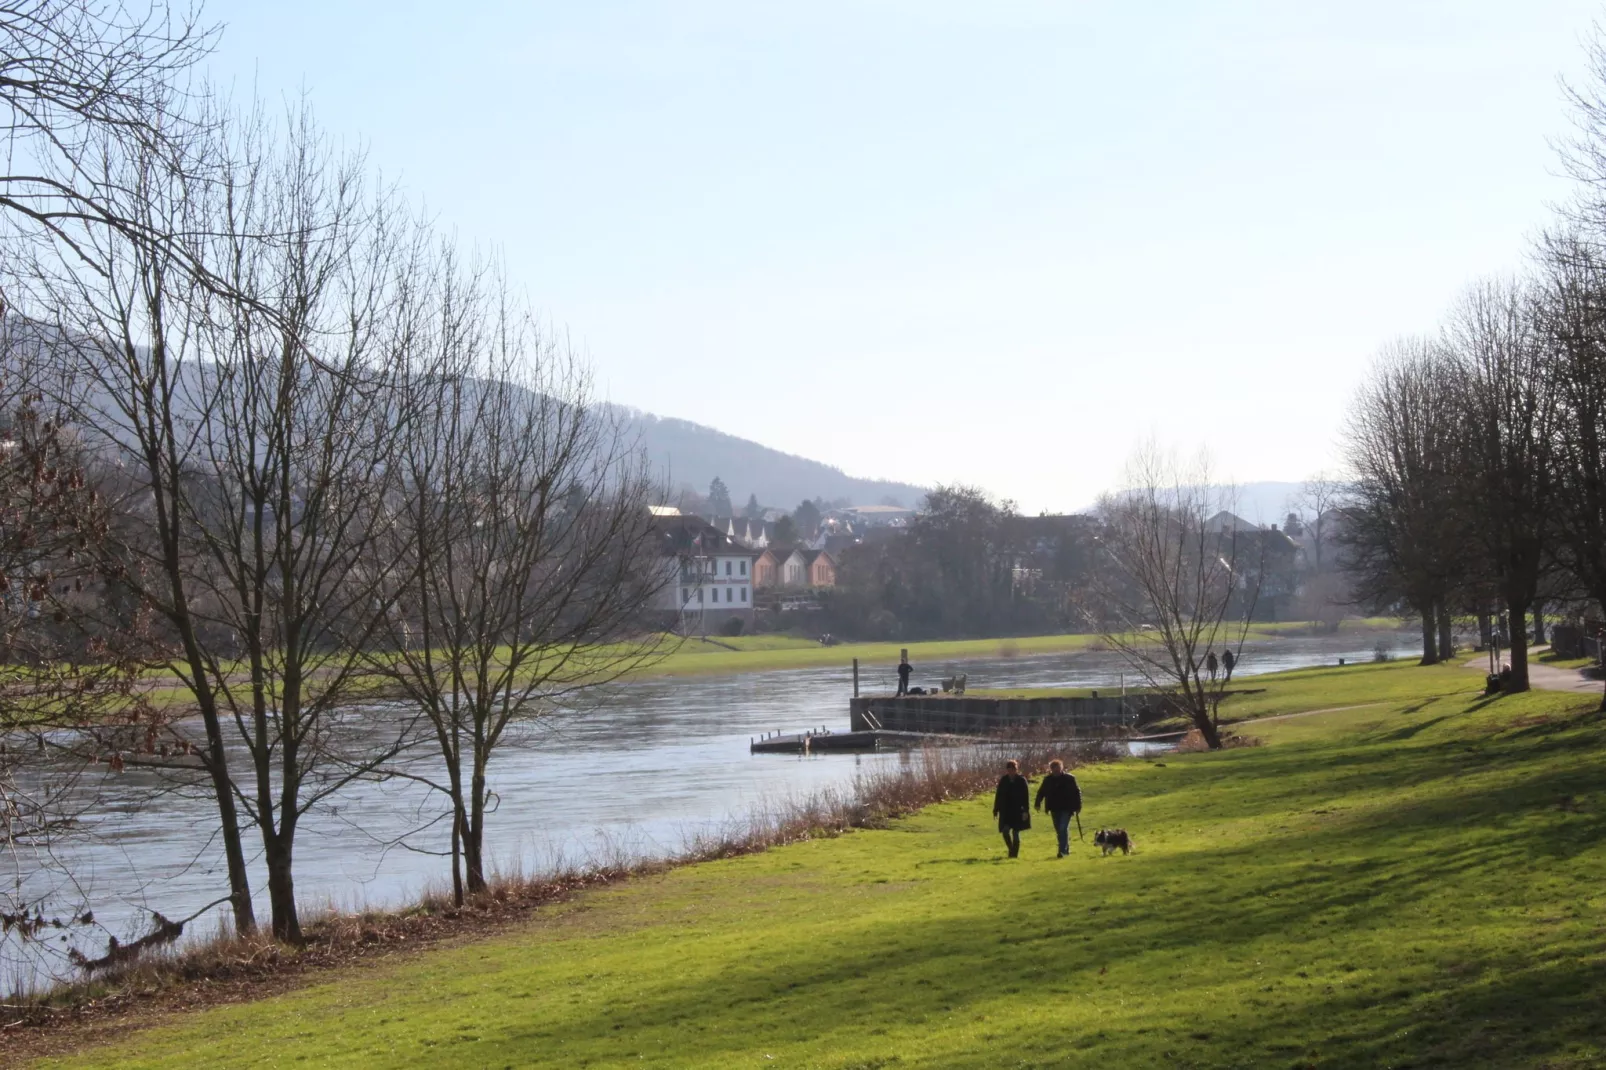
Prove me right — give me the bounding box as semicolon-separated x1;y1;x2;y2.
725;560;732;576
726;587;734;603
697;589;703;603
741;587;747;603
740;560;747;576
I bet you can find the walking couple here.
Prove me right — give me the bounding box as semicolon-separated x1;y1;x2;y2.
992;759;1082;858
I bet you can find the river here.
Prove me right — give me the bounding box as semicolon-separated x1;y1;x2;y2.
6;630;1415;991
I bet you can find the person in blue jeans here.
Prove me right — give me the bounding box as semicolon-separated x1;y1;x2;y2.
1033;759;1082;858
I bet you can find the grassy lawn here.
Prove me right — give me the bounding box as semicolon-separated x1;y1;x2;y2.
640;620;1412;680
639;632;1108;678
1539;651;1596;670
38;660;1606;1069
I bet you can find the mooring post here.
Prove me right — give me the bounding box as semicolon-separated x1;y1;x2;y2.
853;657;860;698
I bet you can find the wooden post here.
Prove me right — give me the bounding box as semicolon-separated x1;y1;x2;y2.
852;657;860;698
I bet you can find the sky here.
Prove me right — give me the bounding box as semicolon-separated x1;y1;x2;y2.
200;0;1601;512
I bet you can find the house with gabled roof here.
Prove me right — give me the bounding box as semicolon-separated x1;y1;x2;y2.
708;516;774;549
753;545;837;589
648;512;759;633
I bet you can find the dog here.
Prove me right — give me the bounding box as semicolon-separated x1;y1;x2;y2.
1093;828;1133;856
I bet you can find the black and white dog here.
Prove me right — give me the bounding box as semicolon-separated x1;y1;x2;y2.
1093;828;1133;855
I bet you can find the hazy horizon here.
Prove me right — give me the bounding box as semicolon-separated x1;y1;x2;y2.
199;0;1598;511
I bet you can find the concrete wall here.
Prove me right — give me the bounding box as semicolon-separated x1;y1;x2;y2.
849;695;1160;735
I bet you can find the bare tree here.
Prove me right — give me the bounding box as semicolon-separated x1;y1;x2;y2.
1443;278;1560;692
377;257;667;904
1288;472;1346;573
21;102;426;944
1539;232;1606;707
1091;446;1262;751
0;1;217;263
1341;338;1468;666
0;317;148;977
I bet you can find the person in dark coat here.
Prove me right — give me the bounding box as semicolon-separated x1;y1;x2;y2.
896;658;912;696
993;759;1031;858
1034;759;1082;858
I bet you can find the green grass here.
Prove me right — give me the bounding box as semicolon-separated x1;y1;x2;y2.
1250;616;1404;635
639;620;1412;680
638;632;1108;678
1538;651;1596;670
40;660;1606;1069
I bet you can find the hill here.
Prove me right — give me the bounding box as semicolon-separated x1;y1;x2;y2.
611;404;928;510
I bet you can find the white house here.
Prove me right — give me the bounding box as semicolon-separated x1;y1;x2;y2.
649;513;759;633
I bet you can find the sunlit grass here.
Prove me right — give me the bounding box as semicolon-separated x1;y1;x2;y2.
41;662;1606;1068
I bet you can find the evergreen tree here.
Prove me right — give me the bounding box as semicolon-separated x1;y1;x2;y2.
794;499;822;538
707;476;733;518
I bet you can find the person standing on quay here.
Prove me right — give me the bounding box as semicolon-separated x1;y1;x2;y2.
993;759;1031;858
896;657;913;696
1034;759;1082;858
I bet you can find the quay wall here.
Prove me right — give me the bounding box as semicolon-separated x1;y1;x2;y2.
849;695;1162;736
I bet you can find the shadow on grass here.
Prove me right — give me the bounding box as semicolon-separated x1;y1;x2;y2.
455;700;1606;1069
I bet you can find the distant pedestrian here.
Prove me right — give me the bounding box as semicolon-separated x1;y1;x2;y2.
993;759;1031;858
1034;759;1082;858
896;658;913;696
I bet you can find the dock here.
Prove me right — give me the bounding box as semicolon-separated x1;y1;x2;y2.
749;728;969;754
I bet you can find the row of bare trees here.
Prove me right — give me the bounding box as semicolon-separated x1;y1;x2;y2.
0;0;666;970
1341;28;1606;704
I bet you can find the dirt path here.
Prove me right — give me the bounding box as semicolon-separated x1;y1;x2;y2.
1460;649;1603;696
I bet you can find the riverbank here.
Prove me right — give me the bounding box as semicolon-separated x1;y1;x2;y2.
111;618;1408;717
634;617;1408;680
25;658;1604;1068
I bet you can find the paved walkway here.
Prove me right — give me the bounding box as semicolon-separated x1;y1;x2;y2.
1461;648;1603;695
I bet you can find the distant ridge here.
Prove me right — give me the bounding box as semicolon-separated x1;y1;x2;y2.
1076;482;1321;523
609;405;927;510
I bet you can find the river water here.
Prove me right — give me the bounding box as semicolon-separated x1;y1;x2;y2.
7;631;1414;991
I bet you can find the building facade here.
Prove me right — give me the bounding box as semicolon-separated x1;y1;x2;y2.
753;546;837;589
650;513;759;633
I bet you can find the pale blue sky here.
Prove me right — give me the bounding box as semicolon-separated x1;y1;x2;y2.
203;1;1599;511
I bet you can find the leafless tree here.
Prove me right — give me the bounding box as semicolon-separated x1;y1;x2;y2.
1341;338;1468;665
1538;232;1606;707
0;316;147;975
377;256;667;904
0;1;217;264
20;103;426;944
1442;278;1560;692
1091;446;1262;750
1288;472;1346;573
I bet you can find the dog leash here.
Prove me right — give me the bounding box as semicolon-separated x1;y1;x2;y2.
1074;812;1084;841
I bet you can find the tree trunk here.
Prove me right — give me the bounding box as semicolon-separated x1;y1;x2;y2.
450;803;464;909
1505;600;1530;693
203;744;257;936
1478;610;1492;651
1533;601;1547;645
264;838;303;945
1437;604;1455;662
465;762;488;895
1418;609;1440;666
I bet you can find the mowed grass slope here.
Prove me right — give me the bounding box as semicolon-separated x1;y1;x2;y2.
41;662;1606;1069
